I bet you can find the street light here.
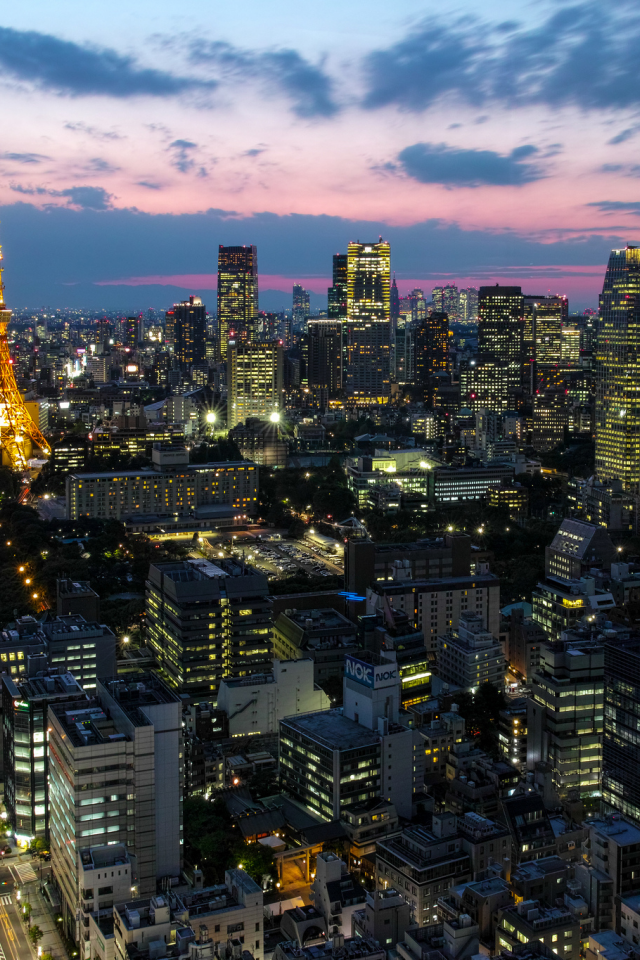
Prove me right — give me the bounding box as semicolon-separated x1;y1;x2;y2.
206;411;216;424
269;411;280;423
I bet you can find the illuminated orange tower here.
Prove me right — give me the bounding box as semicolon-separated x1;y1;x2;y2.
0;246;50;469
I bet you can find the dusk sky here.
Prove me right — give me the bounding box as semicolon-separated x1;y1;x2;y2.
2;0;640;310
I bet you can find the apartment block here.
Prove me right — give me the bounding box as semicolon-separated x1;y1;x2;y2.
437;612;506;691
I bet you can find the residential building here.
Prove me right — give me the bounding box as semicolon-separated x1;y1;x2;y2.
2;670;86;842
67;446;258;522
504;607;545;682
345;240;391;403
272;608;359;686
280;652;424;821
310;852;366;937
217;245;259;358
437;612;506;691
146;558;272;698
366;571;501;655
527;637;604;802
341;797;400;860
595;246;640;487
173;296;206;369
49;673;183;943
216;659;329;738
227;339;283;429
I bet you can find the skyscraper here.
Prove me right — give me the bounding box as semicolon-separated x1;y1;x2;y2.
414;312;449;391
443;284;459;319
125;314;144;348
172;296;206;369
478;285;524;399
345;239;391;401
432;286;444;311
328;254;348;321
595;246;640;487
459;287;479;321
408;288;427;322
228;338;284;428
390;276;400;325
293;283;311;325
307;319;342;409
217;245;259;359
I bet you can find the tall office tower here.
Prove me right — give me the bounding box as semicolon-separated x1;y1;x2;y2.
414;312;449;389
125;315;144;349
432;286;444;311
217;245;259;359
595;247;640;486
293;283;311;325
2;670;86;843
394;317;415;383
164;308;175;350
49;674;183;940
146;559;272;697
478;285;524;398
345;239;391;402
459;287;479;321
390;276;400;324
227;338;283;428
328;254;348;320
443;284;459;319
460;357;511;413
172;295;206;369
603;637;640;821
408;288;427;322
308;319;342;409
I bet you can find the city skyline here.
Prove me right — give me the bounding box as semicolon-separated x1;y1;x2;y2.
2;1;640;308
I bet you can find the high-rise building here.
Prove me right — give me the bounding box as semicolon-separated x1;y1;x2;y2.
477;286;524;407
173;295;206;369
146;559;272;697
345;239;391;402
124;315;144;349
524;295;568;365
328;255;348;321
227;338;283;428
394;317;415;384
293;283;311;325
443;284;459;319
2;670;86;843
595;247;640;487
602;636;640;821
48;674;183;941
390;276;400;324
408;288;427;323
459;287;479;321
432;286;444;311
415;312;449;392
217;245;259;359
307;319;342;409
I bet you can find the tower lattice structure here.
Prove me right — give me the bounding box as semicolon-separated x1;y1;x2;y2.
0;246;50;469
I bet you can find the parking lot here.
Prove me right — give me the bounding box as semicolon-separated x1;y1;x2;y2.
207;534;344;582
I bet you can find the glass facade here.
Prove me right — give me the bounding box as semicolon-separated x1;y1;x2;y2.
595;246;640;487
603;640;640;821
217;245;259;360
345;240;391;402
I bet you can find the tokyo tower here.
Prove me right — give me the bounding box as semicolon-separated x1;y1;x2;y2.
0;245;50;469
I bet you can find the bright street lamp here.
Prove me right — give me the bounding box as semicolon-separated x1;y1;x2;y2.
269;411;280;423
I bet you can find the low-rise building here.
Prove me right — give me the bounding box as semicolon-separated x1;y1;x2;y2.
351;888;411;951
310;852;366;937
272;609;358;686
179;870;264;960
216;659;329;738
499;698;528;772
496;899;583;957
274;936;385;960
420;708;466;780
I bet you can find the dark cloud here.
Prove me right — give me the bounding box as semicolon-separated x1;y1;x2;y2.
136;181;162;190
168;140;198;173
588;200;640;214
193;41;338;118
64;122;123;140
0;202;620;312
82;157;119;174
608;127;640;145
0;26;217;99
362;4;640;112
9;184;112;209
396;142;542;187
1;152;49;164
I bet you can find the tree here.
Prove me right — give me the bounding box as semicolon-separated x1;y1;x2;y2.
30;837;48;858
21;902;32;924
29;925;43;946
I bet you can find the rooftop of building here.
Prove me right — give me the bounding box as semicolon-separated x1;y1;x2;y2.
280;608;356;634
281;710;383;751
451;876;510;898
277;937;383;960
68;459;253;479
548;519;608;560
512;856;567;882
587;931;637;960
80;843;130;872
371;572;498;593
587;815;640;846
502;900;576;930
2;670;84;701
100;673;181;720
620;893;640;914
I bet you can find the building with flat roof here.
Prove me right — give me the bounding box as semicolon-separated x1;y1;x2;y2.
56;578;100;621
216;659;329;738
49;673;183;944
2;670;86;841
66;446;258;521
272;608;358;686
603;639;640;822
12;613;116;692
437;612;505;691
280;651;423;821
275;936;385;960
146;559;272;698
